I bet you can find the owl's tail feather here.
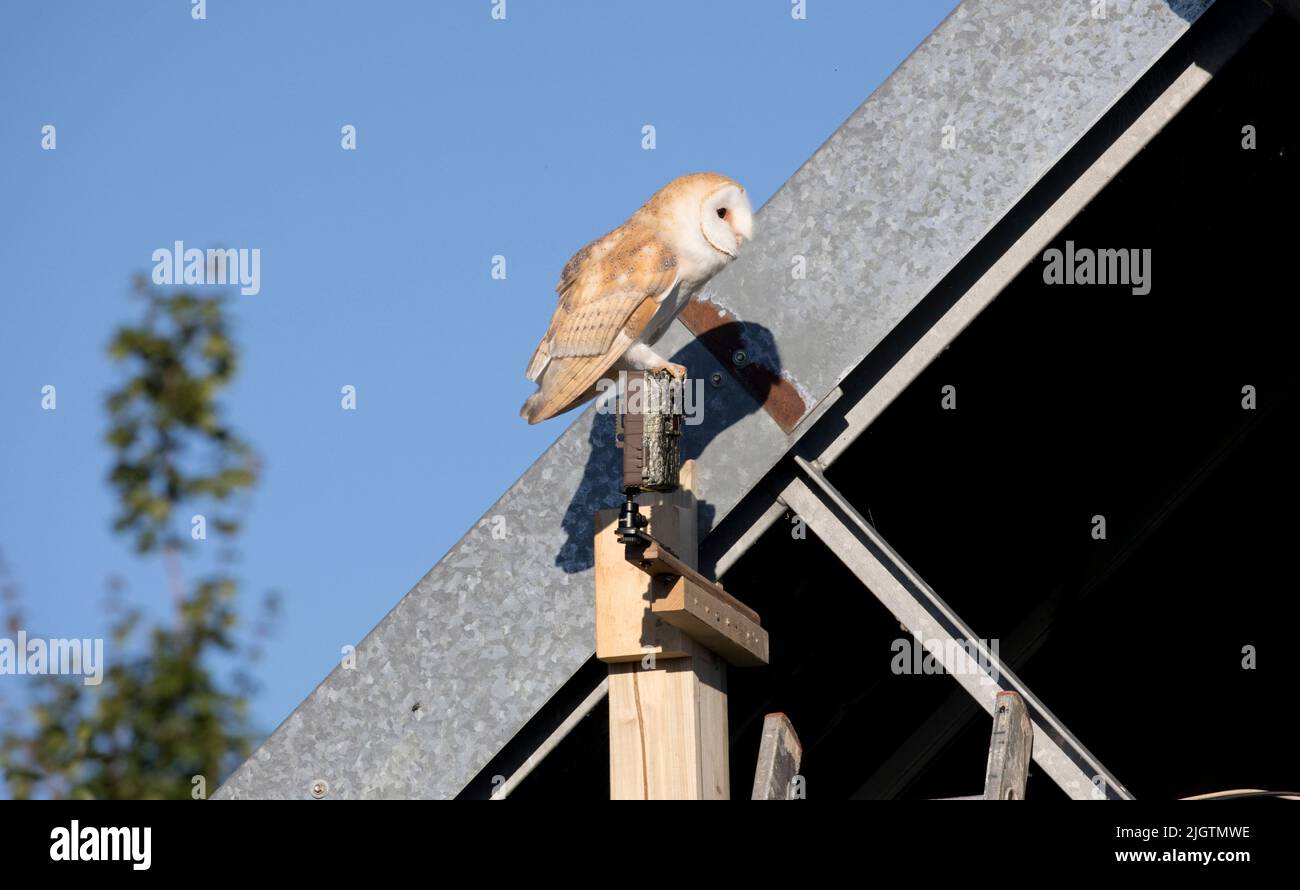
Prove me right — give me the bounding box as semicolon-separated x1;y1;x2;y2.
521;391;546;425
521;362;604;424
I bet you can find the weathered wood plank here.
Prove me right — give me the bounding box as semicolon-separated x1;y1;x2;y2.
751;713;803;800
983;691;1032;800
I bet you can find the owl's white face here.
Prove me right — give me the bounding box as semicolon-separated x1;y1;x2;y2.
699;184;753;259
648;176;754;282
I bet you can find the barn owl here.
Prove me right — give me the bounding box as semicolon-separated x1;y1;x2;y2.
520;172;753;424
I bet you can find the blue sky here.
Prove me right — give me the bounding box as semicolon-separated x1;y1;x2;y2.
0;0;957;764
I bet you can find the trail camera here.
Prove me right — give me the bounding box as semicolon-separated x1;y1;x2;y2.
615;370;682;543
617;370;683;493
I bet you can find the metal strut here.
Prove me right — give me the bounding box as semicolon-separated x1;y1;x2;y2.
778;455;1134;800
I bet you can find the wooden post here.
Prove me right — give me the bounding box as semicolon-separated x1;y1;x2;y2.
983;691;1032;800
751;713;803;800
596;461;730;799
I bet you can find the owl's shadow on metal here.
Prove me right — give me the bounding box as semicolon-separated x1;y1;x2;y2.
554;320;782;574
1164;0;1210;22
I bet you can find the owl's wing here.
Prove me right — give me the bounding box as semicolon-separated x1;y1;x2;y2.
522;226;678;424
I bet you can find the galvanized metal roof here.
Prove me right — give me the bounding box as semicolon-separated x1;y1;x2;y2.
216;0;1213;799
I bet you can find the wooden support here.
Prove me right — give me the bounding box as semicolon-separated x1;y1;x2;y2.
651;577;768;667
626;540;761;624
751;713;803;800
621;535;769;667
594;503;694;664
983;691;1032;800
605;647;729;799
597;462;731;799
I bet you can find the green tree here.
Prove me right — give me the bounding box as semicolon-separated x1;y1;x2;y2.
1;278;273;799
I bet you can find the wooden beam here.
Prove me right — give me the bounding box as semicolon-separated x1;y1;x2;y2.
751;713;803;800
598;461;730;799
983;691;1032;800
626;539;761;625
651;576;768;667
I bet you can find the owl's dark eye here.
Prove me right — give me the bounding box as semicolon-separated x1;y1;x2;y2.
717;208;728;219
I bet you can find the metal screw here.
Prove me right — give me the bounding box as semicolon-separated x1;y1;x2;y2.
311;779;328;799
731;349;748;366
709;371;724;387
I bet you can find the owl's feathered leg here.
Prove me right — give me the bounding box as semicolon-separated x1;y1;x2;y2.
623;342;686;379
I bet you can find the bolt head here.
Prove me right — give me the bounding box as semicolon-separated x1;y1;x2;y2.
311;779;328;799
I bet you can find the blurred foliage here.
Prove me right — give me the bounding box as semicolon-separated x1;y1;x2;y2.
105;279;255;554
1;279;274;799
